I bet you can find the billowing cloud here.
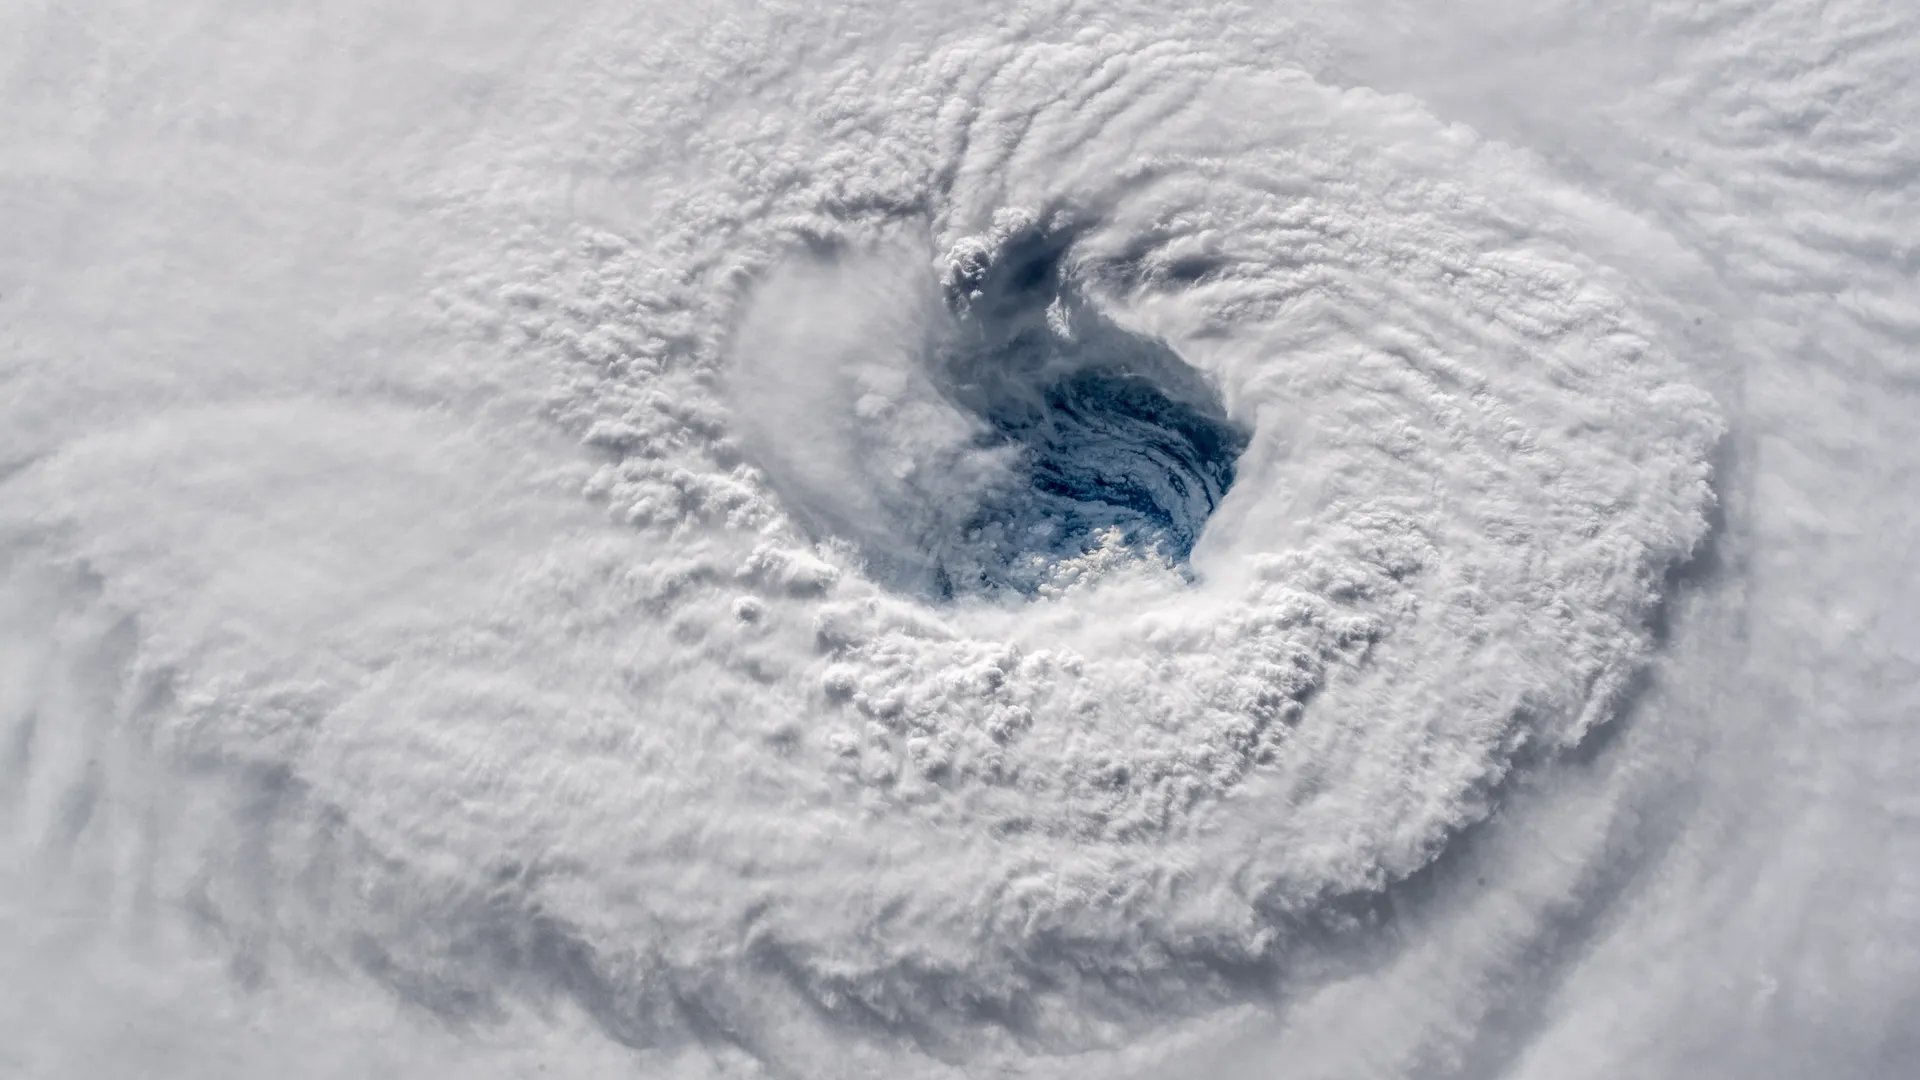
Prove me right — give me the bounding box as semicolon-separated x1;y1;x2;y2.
1;2;1915;1078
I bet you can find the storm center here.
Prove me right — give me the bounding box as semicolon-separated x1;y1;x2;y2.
926;227;1247;595
730;228;1248;599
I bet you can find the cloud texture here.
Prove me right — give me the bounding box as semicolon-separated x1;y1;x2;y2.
1;1;1916;1077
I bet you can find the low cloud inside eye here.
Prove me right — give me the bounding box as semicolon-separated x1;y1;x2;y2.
729;224;1247;599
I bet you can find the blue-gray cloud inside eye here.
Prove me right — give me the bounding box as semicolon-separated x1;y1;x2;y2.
916;226;1248;597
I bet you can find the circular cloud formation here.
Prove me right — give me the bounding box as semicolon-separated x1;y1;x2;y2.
0;9;1725;1077
421;33;1721;1058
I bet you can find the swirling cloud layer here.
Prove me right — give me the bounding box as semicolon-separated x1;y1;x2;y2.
1;2;1914;1078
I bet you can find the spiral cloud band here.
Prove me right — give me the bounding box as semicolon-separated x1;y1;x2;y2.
3;1;1916;1078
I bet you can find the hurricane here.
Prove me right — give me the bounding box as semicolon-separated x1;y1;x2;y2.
3;2;1917;1078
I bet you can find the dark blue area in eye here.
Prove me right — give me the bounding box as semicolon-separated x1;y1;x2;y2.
926;231;1248;596
969;341;1242;560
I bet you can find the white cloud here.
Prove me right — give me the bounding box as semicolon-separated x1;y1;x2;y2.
1;1;1915;1078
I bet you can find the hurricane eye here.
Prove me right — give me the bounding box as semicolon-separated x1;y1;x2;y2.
927;270;1247;594
728;231;1248;601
